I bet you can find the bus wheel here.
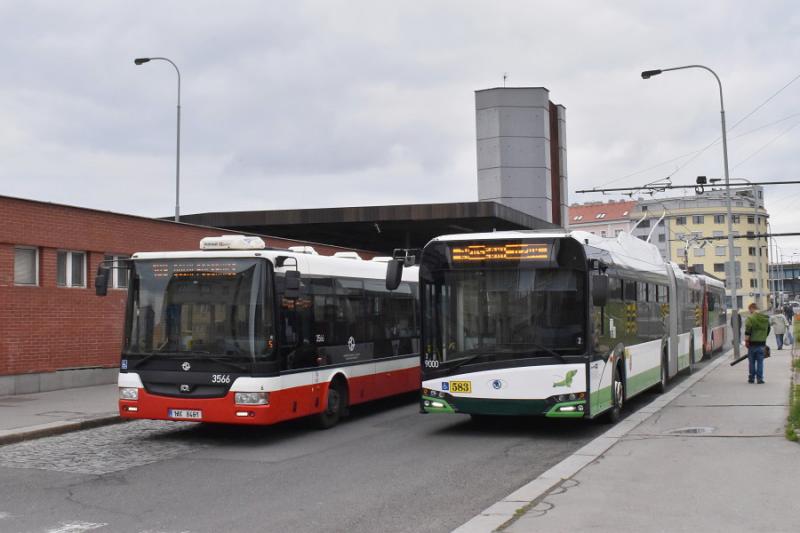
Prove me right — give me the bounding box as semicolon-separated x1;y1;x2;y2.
605;364;624;424
315;379;348;429
655;350;668;394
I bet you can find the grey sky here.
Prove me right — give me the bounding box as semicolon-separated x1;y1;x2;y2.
1;1;799;254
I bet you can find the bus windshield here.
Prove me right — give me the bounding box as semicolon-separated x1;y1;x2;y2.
124;258;273;360
424;268;585;365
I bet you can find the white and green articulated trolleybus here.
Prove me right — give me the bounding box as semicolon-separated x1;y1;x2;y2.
386;230;720;422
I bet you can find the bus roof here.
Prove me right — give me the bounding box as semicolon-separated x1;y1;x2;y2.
131;249;418;283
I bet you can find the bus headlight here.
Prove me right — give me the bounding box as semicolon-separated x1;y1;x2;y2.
119;387;138;401
235;392;269;405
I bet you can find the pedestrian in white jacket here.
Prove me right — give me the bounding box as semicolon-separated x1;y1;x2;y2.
769;313;789;350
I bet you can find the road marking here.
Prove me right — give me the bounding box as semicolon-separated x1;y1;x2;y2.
46;522;107;533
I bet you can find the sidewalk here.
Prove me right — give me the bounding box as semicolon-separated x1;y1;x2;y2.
0;383;121;445
458;339;799;533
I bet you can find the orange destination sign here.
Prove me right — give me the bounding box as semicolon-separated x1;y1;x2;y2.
451;243;551;262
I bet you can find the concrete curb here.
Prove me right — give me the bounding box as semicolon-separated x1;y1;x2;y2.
452;352;731;533
0;415;126;446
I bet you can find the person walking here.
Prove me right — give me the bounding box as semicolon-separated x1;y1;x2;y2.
784;304;795;348
744;302;770;384
769;312;789;350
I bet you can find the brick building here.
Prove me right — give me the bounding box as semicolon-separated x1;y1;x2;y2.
0;195;363;395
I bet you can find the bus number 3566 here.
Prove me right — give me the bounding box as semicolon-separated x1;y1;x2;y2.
211;374;231;384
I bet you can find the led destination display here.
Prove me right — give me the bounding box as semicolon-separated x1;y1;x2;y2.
450;243;551;263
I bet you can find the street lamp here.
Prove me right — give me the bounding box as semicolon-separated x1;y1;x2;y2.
641;64;740;359
134;57;182;222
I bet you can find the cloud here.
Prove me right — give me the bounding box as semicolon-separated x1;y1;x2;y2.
1;0;799;252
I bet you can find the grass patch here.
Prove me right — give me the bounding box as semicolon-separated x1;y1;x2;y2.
788;384;800;442
793;358;800;371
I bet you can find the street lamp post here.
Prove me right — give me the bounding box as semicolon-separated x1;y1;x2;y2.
712;178;766;309
135;57;182;222
641;65;740;359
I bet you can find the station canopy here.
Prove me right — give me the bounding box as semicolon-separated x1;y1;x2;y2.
178;201;558;255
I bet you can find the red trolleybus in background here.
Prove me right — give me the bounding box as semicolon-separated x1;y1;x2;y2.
697;274;727;356
95;235;419;428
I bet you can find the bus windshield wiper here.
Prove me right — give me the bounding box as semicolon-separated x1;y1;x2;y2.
445;353;486;373
509;342;568;364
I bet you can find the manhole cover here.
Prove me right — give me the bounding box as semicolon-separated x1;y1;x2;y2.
665;426;716;435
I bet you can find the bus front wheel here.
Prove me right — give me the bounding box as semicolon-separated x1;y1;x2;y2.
604;364;624;424
315;379;348;429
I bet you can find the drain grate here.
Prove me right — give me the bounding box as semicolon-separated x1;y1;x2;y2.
665;426;716;435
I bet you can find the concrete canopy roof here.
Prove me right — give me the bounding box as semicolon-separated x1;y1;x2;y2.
178;201;558;254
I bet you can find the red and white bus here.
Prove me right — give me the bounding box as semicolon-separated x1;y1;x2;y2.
96;235;419;428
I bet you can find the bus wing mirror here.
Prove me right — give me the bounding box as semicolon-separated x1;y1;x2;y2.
386;259;403;291
592;275;609;307
284;270;301;299
95;265;110;297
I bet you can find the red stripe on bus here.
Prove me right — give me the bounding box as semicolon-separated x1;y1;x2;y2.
119;365;420;426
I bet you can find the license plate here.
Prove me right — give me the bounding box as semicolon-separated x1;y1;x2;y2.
168;409;202;420
449;381;472;393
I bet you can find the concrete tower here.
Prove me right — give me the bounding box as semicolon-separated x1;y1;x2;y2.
475;87;568;226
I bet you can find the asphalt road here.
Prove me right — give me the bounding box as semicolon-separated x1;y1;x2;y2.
0;387;663;533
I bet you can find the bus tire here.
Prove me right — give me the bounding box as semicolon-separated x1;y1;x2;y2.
315;378;348;429
655;349;668;394
604;363;624;424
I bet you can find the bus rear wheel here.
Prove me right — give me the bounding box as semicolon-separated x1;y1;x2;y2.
655;350;668;394
315;379;348;429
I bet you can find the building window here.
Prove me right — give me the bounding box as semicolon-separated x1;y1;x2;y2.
658;233;665;242
57;251;86;288
693;247;706;257
747;262;756;272
712;230;723;237
715;246;726;256
732;215;740;223
639;219;650;228
104;254;130;289
747;215;755;224
691;231;703;239
641;206;648;212
677;248;686;257
713;263;725;272
600;231;607;238
676;233;686;240
573;215;583;221
748;247;756;256
692;215;704;224
714;214;725;224
615;229;622;237
676;216;687;225
14;247;38;286
746;231;755;240
750;278;758;288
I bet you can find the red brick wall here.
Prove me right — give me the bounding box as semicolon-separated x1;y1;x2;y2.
0;196;369;377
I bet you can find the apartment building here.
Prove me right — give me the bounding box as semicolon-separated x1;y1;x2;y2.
567;199;637;236
630;186;769;310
